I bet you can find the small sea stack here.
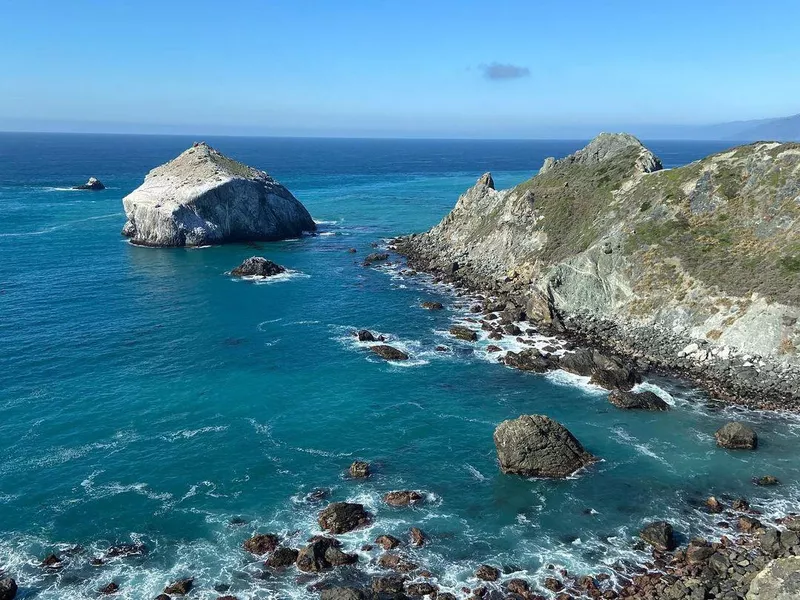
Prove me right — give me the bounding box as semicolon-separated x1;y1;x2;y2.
122;142;316;246
73;177;105;190
230;256;286;278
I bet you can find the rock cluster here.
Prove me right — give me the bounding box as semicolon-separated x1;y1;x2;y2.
230;256;286;278
73;177;105;190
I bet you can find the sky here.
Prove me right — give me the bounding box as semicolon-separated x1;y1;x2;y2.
1;0;799;138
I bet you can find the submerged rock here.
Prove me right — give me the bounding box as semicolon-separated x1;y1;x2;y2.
493;415;596;478
421;301;444;310
370;345;409;361
230;256;286;278
716;421;758;449
608;390;669;410
318;502;371;534
99;582;119;595
121;142;315;246
640;521;675;551
73;176;105;190
164;578;193;595
363;252;389;266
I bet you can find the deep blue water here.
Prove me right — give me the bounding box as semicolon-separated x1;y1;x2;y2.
1;133;798;600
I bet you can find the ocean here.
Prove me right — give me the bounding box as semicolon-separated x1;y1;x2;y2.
1;133;798;599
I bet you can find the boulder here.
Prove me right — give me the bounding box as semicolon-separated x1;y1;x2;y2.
318;502;371;534
378;553;418;572
105;542;147;558
639;521;675;551
243;533;280;555
608;390;669;411
100;582;119;595
747;556;800;599
41;553;62;568
266;546;299;568
296;537;357;572
164;578;193;595
493;415;596;478
375;535;402;550
754;475;779;486
706;496;724;513
421;301;444;310
383;491;424;506
406;582;437;596
505;579;529;595
715;422;758;449
559;349;640;390
349;460;371;478
73;176;105;190
372;575;406;594
356;329;384;342
321;587;367;600
450;326;478;342
370;345;410;361
475;565;500;581
503;349;552;373
409;527;426;547
363;253;389;266
230;256;286;278
122;142;315;246
0;578;17;600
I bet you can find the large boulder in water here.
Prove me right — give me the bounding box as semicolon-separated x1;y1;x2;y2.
318;502;371;534
747;556;800;599
370;345;409;361
73;176;105;190
715;421;758;449
608;390;669;411
640;521;675;551
493;415;596;478
0;578;17;600
231;256;286;278
121;142;315;246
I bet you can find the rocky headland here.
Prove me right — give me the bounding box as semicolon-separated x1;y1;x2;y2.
394;134;800;410
121;142;316;246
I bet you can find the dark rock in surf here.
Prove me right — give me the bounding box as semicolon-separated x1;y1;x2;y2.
406;582;437;597
349;460;370;478
639;521;675;551
715;421;758;449
375;534;402;550
383;490;424;507
754;475;779;486
409;527;426;547
356;329;384;342
231;256;286;278
370;345;409;361
296;537;357;572
372;575;406;594
321;587;367;600
41;553;62;569
475;565;500;581
0;578;17;600
378;553;418;572
363;253;389;266
503;349;552;373
318;502;371;534
100;582;119;595
266;546;299;568
73;177;105;190
243;533;280;555
608;390;669;411
421;301;444;310
164;578;193;595
450;326;478;342
493;415;596;478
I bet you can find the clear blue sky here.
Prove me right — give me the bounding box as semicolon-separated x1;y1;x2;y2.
1;0;798;137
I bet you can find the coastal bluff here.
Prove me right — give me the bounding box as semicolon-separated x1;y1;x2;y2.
396;133;800;408
121;142;315;246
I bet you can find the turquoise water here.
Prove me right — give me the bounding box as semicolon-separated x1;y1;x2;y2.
1;133;799;599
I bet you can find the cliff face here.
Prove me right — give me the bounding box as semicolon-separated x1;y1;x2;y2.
122;143;316;247
398;134;800;403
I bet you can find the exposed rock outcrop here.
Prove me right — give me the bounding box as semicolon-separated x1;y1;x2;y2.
73;177;105;190
640;521;676;551
230;256;286;278
747;556;800;599
370;345;409;361
608;389;670;410
493;415;596;478
395;134;800;409
318;502;371;534
0;578;17;600
716;421;758;449
122;142;315;246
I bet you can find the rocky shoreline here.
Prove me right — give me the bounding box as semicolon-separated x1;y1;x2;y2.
391;239;800;413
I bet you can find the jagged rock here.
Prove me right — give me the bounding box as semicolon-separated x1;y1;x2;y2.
608;390;669;410
356;329;384;342
450;326;478;342
706;496;724;513
493;415;596;478
230;256;286;278
421;301;444;310
747;556;800;599
370;345;409;361
266;547;299;568
503;349;552;373
739;516;764;532
378;553;417;572
409;527;426;547
372;575;406;594
243;533;279;555
100;582;119;595
349;460;370;478
296;537;357;572
640;521;675;551
475;565;500;581
41;553;62;568
384;491;423;506
73;176;105;190
716;422;758;449
754;475;780;486
122;142;315;246
375;535;402;550
477;172;495;189
164;578;193;595
406;582;437;596
0;578;17;600
318;502;371;534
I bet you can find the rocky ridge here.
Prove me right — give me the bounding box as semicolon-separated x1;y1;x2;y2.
395;134;800;409
122;142;316;246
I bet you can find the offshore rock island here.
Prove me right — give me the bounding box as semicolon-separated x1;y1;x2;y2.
121;142;316;247
396;133;800;410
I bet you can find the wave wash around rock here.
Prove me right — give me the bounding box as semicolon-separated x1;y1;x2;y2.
121;142;316;246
